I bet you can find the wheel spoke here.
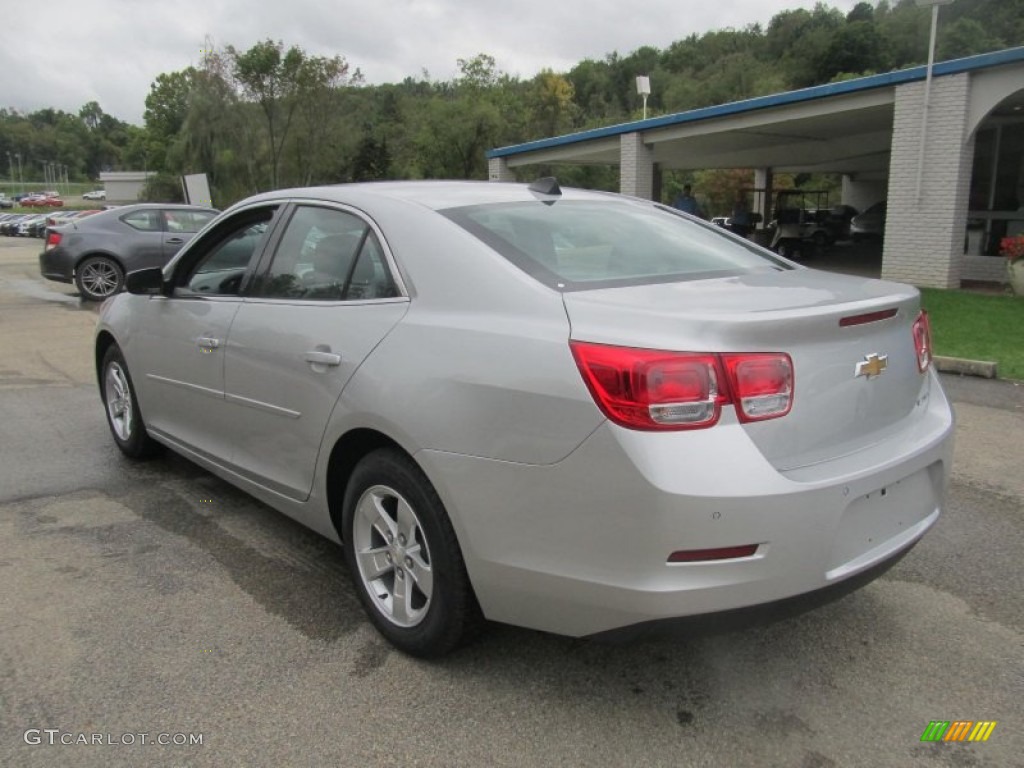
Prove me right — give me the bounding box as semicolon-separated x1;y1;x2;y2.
406;548;433;598
359;491;396;540
356;545;393;582
391;570;412;624
395;497;419;542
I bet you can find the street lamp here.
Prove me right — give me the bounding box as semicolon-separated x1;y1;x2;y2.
636;76;651;121
14;152;22;192
915;0;954;204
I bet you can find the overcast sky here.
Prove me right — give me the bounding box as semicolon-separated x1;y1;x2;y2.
1;0;865;125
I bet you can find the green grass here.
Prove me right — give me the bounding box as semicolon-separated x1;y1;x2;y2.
920;287;1024;381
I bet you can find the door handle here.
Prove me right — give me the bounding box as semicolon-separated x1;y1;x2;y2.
305;350;342;366
166;237;185;245
197;336;221;351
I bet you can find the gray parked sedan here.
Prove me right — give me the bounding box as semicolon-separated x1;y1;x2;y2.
40;203;218;300
94;180;954;657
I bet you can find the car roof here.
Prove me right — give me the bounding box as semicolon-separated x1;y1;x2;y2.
233;180;621;213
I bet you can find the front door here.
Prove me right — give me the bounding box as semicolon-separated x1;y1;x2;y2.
132;208;278;462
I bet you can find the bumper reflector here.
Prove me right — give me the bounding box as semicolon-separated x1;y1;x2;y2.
668;544;759;563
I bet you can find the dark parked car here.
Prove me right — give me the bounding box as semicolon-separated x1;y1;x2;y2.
2;213;31;236
824;204;859;241
40;203;219;300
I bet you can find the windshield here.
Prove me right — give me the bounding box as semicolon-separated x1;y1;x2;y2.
442;199;791;291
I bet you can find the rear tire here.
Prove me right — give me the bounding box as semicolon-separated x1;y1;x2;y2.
76;256;124;301
100;344;162;459
342;449;482;657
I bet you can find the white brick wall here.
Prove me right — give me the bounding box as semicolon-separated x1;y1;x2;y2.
620;133;654;199
487;157;516;182
964;254;1011;282
882;75;973;288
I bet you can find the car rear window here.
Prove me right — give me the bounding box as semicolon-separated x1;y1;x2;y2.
441;200;790;290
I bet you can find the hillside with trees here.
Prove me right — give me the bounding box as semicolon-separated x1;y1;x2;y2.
1;0;1021;208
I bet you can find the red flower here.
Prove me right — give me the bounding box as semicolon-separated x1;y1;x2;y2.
1000;235;1024;263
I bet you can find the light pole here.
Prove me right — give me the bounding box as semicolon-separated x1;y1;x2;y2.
15;153;22;192
915;0;954;204
636;76;651;120
5;151;11;185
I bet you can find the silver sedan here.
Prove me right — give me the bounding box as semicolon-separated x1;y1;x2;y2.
95;180;954;656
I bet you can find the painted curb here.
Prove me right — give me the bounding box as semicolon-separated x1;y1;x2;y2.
934;356;998;379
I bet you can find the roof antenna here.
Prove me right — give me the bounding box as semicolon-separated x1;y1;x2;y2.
528;177;561;197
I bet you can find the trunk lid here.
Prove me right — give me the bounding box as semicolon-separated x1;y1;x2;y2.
562;269;929;470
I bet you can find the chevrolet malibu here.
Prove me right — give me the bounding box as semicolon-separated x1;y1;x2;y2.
94;180;954;657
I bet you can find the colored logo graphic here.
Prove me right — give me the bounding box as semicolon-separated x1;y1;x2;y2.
920;721;997;742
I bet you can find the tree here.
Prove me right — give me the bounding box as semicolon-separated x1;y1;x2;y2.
528;70;577;137
227;39;306;189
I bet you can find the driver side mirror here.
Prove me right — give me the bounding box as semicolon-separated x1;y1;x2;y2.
124;267;168;296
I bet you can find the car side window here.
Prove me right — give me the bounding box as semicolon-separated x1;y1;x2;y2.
122;210;163;232
180;213;274;296
164;210;216;233
251;206;398;301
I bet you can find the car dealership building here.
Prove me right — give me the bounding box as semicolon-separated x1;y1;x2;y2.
487;48;1024;289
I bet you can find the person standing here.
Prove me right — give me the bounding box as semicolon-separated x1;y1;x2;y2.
730;190;752;238
672;184;700;216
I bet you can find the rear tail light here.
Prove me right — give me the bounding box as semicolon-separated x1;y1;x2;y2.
721;353;794;422
912;310;932;372
570;342;793;431
45;231;62;251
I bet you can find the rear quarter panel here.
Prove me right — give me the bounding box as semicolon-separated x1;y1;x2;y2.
325;199;603;466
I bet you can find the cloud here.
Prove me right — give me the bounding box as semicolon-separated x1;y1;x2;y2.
0;0;863;124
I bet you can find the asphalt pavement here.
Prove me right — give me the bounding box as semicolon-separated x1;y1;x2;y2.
0;237;1021;767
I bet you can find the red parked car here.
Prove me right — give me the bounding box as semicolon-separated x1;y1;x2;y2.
22;195;64;208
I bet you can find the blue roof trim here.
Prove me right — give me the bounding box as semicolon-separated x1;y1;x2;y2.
487;47;1024;159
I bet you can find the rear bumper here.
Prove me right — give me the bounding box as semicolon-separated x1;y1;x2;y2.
418;370;954;638
38;249;73;283
587;537;917;642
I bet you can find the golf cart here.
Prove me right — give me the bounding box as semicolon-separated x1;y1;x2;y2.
768;189;833;259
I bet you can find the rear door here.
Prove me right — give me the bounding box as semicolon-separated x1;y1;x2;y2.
118;208;169;270
160;208;217;259
222;204;409;500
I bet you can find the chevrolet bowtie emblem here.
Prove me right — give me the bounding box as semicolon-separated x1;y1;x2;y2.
855;353;888;378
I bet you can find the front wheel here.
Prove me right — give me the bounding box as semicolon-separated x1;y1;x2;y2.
100;344;162;459
76;256;124;301
342;449;482;657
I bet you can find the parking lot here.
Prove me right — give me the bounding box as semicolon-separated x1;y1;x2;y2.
0;235;1021;767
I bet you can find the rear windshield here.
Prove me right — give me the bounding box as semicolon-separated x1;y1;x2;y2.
442;199;791;291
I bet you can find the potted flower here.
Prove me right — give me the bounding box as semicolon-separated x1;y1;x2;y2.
1001;234;1024;295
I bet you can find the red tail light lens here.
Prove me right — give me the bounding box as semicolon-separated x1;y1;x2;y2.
912;310;932;372
45;231;62;251
570;343;726;430
570;342;793;430
721;353;794;422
